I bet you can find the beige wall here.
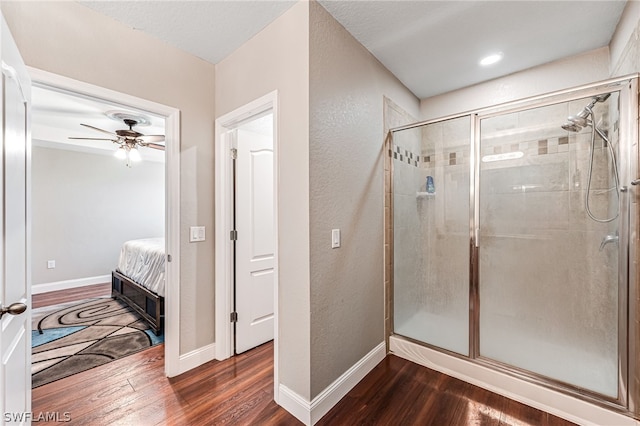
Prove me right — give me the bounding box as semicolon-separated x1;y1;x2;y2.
420;47;610;120
31;146;164;286
2;1;216;354
308;2;419;398
215;1;311;399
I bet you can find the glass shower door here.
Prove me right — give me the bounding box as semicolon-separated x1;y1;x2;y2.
477;93;621;397
393;116;470;355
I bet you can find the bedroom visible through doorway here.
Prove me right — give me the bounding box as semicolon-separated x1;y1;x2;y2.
28;71;179;388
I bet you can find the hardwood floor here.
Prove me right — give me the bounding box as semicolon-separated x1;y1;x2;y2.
33;340;576;425
32;282;111;308
317;355;575;426
32;342;296;425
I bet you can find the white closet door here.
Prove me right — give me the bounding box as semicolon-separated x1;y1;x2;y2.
235;127;274;354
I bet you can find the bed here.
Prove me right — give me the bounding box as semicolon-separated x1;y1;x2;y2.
112;238;165;335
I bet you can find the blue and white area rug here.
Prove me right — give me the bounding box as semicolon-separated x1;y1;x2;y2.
31;297;163;388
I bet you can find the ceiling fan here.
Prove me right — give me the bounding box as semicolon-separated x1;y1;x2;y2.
69;117;165;167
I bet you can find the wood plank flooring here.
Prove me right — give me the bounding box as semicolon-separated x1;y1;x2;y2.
32;282;111;308
33;340;576;425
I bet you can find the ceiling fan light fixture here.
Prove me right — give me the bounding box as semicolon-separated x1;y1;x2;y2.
129;147;142;162
71;118;165;167
114;146;127;160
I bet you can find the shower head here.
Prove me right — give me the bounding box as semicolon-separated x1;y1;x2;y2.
561;122;582;132
563;107;592;131
561;93;610;132
567;114;591;128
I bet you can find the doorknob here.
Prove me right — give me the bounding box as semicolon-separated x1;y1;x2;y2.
0;302;27;319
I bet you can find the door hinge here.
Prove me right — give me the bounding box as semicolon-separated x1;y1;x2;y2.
167;254;172;262
230;230;238;241
230;148;237;160
230;312;238;323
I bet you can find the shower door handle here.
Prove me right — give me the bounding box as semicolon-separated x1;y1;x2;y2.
631;179;640;185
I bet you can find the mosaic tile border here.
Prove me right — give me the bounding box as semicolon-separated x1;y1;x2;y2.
392;132;613;169
390;143;467;168
390;144;420;167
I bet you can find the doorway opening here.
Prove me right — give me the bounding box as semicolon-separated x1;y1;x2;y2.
215;91;279;397
27;67;181;377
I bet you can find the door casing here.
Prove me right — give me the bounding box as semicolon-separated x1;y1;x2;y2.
214;90;279;400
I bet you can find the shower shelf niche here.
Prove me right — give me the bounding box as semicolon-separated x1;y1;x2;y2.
416;192;436;198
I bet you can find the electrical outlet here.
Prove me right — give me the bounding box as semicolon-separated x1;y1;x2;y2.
47;260;56;269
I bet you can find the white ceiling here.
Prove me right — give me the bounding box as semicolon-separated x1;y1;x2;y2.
319;1;628;98
79;1;297;64
36;0;627;154
79;0;628;99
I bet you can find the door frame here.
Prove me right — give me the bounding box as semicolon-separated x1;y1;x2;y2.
26;67;182;377
214;90;279;395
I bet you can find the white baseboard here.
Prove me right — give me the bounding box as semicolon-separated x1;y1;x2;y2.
389;335;639;426
32;274;111;294
310;341;386;424
278;384;312;425
176;343;216;375
278;341;387;426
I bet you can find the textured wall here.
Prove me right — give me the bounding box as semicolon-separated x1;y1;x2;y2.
2;1;216;354
420;47;610;120
215;1;311;399
308;2;419;399
31;146;164;285
609;0;640;76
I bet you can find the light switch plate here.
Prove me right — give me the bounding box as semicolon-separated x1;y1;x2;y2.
47;260;56;269
190;226;206;242
331;229;341;248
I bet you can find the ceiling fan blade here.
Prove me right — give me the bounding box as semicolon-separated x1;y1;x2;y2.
68;137;118;142
146;143;166;151
137;135;165;143
80;123;117;136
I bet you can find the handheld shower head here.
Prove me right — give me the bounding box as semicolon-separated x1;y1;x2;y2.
561;122;582;132
567;113;591;128
561;93;610;132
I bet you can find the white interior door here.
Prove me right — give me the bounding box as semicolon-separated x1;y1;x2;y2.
235;122;274;354
0;14;31;425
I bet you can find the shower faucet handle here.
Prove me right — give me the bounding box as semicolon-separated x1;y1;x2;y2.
599;234;619;251
631;179;640;186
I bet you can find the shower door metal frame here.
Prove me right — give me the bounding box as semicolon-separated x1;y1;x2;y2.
471;78;635;412
389;74;640;418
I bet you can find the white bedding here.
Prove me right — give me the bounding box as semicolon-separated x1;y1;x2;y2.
116;238;165;297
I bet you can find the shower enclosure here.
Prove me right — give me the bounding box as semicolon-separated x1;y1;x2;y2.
390;76;639;415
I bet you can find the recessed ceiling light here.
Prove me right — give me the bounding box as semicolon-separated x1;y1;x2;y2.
479;53;503;66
